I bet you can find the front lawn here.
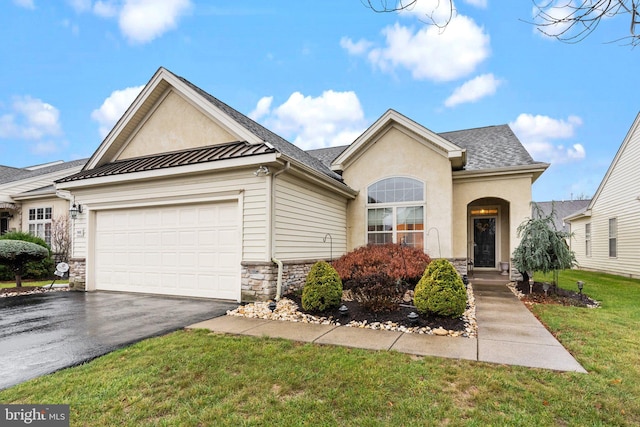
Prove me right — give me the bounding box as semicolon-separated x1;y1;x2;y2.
0;279;68;289
1;270;639;426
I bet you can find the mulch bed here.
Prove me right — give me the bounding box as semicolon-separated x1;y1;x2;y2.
284;292;465;330
515;281;599;307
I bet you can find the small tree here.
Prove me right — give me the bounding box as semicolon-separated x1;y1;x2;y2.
50;214;71;263
0;240;49;287
512;203;576;285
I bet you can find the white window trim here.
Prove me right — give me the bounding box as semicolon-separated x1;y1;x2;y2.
585;223;592;257
28;207;52;246
609;217;617;258
365;177;426;250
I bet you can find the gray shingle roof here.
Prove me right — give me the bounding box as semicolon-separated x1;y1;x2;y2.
439;125;542;171
306;145;349;169
534;200;592;233
175;73;344;181
305;125;543;172
0;159;88;185
57;142;275;183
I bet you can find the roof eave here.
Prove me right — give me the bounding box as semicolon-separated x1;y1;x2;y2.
56;152;279;190
452;163;549;181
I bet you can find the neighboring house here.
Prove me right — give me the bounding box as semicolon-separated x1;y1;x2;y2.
56;67;548;301
0;160;87;255
535;200;592;234
565;112;640;279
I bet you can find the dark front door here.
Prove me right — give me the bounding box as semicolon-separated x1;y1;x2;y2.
473;217;496;268
0;217;7;235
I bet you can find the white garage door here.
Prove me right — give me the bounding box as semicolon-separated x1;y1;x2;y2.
94;202;240;300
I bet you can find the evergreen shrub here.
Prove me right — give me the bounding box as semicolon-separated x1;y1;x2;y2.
0;232;54;281
302;261;343;312
414;258;467;317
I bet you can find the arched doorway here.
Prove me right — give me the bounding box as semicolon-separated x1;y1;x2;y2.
468;198;510;271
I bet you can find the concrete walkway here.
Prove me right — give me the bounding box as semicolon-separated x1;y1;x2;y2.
188;281;586;373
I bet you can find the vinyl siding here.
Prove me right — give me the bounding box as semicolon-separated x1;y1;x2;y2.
69;168;268;263
274;174;348;260
572;121;640;278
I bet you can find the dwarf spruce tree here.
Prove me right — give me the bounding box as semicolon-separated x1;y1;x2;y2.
512;203;576;285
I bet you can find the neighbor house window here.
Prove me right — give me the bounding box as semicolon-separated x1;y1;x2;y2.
609;218;617;258
28;207;52;247
585;223;591;257
367;177;425;250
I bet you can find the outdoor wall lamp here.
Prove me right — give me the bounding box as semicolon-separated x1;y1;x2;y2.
253;165;270;177
69;203;83;220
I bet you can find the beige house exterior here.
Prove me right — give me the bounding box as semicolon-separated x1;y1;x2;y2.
566;112;640;279
0;160;86;256
56;67;548;301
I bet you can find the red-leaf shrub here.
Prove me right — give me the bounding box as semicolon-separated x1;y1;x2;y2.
351;271;400;312
332;243;431;288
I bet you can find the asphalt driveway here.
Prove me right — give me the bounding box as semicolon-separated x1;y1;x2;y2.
0;291;236;390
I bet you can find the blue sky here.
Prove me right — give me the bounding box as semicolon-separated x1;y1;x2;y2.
1;0;638;202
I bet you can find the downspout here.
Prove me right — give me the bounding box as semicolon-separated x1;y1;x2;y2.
270;161;290;301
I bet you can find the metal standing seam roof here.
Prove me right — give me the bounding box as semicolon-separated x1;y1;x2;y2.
56;141;276;183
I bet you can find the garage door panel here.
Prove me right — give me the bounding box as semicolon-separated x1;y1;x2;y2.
95;201;240;300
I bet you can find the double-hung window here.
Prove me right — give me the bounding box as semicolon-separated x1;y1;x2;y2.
366;177;425;250
585;223;591;257
609;218;617;258
28;207;52;247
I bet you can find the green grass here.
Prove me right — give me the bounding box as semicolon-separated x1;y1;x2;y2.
1;271;639;426
0;279;69;289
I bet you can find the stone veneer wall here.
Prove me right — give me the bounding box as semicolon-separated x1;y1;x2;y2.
448;258;469;276
69;257;86;291
241;259;323;302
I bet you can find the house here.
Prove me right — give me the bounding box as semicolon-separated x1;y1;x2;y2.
1;159;87;257
535;200;592;234
56;67;548;301
565;112;640;279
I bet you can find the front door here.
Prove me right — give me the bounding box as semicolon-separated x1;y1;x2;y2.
0;217;7;235
473;217;496;268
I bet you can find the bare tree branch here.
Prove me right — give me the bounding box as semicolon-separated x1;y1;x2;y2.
362;0;640;46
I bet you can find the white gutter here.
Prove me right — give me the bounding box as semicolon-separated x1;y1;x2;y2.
270;161;290;301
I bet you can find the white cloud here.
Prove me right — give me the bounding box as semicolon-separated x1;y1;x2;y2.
0;96;62;140
93;0;118;17
0;96;68;157
91;85;144;138
13;0;34;9
364;15;490;82
444;73;501;107
339;37;373;55
67;0;191;43
254;90;367;150
248;96;273;121
464;0;487;8
510;113;586;164
67;0;91;12
119;0;192;44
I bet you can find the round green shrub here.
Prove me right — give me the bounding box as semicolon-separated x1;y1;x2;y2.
302;261;343;312
414;259;467;317
0;231;54;281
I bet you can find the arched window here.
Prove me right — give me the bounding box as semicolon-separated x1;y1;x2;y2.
366;177;425;250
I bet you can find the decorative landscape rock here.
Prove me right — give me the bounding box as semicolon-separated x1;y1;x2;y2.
227;283;477;338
